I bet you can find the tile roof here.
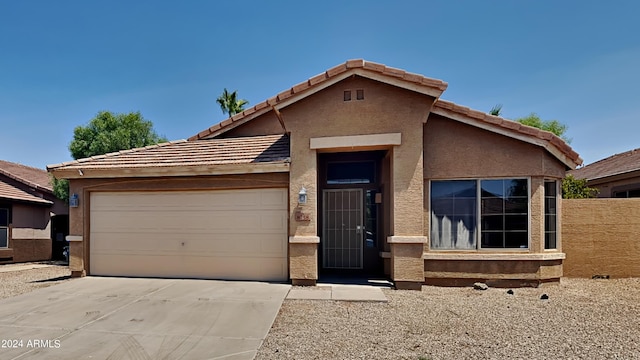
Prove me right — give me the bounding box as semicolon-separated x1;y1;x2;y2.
0;160;53;193
189;59;448;141
185;59;581;169
48;134;290;172
432;100;582;168
0;180;53;205
570;148;640;181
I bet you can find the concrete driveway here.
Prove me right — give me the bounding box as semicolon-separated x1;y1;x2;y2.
0;277;290;360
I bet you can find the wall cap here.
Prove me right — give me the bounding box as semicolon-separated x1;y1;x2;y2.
289;236;320;244
66;235;83;242
423;252;566;261
387;236;427;244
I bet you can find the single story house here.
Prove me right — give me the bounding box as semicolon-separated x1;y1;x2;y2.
570;148;640;198
48;60;582;289
0;160;68;263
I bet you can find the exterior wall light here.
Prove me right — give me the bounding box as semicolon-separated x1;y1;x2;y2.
298;187;307;204
69;193;79;208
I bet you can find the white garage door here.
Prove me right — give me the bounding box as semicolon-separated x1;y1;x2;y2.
89;188;288;281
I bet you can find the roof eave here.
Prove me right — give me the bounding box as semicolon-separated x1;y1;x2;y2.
583;168;640;184
50;161;290;180
0;195;53;206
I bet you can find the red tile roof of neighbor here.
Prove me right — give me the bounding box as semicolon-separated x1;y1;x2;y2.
0;160;53;192
47;134;290;171
0;160;54;205
570;148;640;181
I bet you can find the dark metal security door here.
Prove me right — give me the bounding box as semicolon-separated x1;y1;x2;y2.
322;189;363;269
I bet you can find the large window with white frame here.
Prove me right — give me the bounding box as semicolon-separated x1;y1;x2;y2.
0;208;9;248
431;178;529;250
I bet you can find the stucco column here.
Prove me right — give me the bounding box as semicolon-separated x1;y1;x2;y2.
530;177;544;253
67;181;86;277
387;131;426;290
288;138;319;285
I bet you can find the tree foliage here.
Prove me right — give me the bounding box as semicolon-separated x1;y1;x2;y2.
516;113;571;143
51;177;69;204
562;174;599;199
52;111;166;201
216;88;248;117
69;111;167;159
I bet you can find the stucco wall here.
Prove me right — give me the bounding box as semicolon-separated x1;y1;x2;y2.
421;115;568;285
227;76;434;284
424;114;566;179
231;76;433;239
563;198;640;277
589;173;640;198
9;203;52;262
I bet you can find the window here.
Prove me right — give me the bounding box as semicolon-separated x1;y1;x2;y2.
544;181;558;249
481;179;528;249
431;179;529;250
0;208;9;248
327;161;375;185
430;180;477;249
613;187;640;198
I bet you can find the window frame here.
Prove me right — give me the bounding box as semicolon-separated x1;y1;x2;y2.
429;177;531;251
543;179;559;250
0;207;10;249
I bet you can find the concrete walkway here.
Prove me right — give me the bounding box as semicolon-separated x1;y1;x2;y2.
286;282;389;302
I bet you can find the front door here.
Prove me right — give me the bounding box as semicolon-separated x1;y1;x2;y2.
322;189;364;269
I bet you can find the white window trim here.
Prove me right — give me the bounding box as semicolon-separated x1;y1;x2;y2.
429;177;531;251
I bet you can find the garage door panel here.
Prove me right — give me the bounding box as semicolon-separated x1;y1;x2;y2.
92;211;286;234
92;190;286;211
91;233;286;255
90;254;287;281
90;189;288;281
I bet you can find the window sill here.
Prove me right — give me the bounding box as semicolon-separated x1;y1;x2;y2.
423;252;565;261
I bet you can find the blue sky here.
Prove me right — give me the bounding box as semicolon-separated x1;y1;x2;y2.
1;1;639;169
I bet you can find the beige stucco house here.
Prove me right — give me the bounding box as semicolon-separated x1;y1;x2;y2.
48;60;582;289
570;148;640;198
1;160;69;263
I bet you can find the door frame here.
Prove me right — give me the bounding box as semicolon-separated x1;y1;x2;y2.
317;151;386;275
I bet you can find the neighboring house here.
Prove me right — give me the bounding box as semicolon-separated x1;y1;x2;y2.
48;59;582;289
0;160;69;263
570;148;640;198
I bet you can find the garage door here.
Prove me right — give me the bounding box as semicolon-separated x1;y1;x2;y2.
89;188;288;281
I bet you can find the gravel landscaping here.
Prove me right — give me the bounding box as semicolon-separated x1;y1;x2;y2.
0;262;72;300
257;278;640;359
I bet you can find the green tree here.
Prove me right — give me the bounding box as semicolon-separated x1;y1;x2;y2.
216;88;248;117
562;174;599;199
52;111;167;201
516;113;571;143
